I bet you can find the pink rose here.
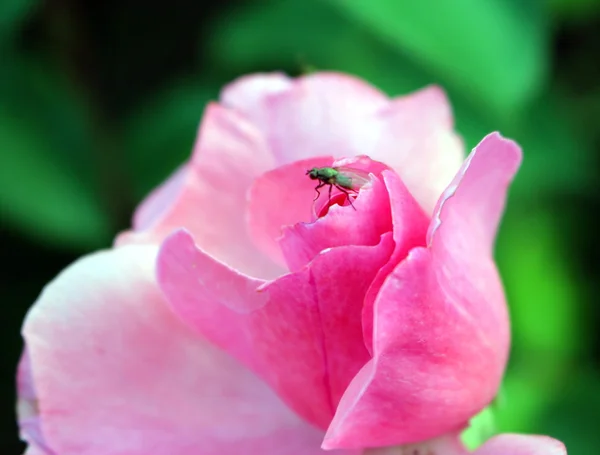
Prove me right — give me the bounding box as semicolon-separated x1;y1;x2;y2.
17;73;566;455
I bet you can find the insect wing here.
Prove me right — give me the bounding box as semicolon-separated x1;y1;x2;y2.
334;167;373;190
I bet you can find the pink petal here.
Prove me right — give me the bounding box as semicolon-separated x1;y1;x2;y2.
323;133;521;449
220;72;294;127
157;229;394;431
363;432;465;455
220;73;463;215
370;86;465;214
227;72;389;164
17;351;55;455
361;170;430;353
279;170;392;272
116;103;283;279
22;245;341;455
247;156;336;268
362;432;567;455
473;434;567;455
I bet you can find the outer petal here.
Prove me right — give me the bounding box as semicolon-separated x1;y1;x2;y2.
220;72;294;128
116;103;283;279
323;133;521;449
370;86;464;214
22;245;339;455
157;229;394;430
364;432;465;455
364;433;567;455
223;72;389;164
17;351;55;455
473;434;567;455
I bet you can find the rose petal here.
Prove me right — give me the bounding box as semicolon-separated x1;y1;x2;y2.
116;103;283;279
323;133;521;449
219;74;464;215
371;86;465;214
22;245;337;455
158;229;394;430
247;156;336;267
280;172;392;272
361;170;430;353
239;72;388;164
363;432;465;455
364;432;567;455
17;351;55;455
131;164;189;231
220;72;294;128
473;434;567;455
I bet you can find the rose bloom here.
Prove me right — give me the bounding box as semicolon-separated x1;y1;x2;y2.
17;73;567;455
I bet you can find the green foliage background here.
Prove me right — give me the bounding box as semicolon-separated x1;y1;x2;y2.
1;0;599;453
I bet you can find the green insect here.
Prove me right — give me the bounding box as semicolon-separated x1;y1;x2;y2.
305;166;370;210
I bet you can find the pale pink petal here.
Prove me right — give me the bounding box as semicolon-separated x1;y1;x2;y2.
157;229;394;431
247;156;336;267
116;103;283;279
16;351;55;455
473;434;567;455
22;245;342;455
361;170;430;354
362;432;567;455
131;164;189;231
279;172;392;272
220;72;294;127
370;86;465;215
323;133;521;449
363;432;465;455
23;446;53;455
247;72;388;164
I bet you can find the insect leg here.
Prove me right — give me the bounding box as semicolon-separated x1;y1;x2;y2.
313;182;326;202
335;185;357;210
328;183;333;204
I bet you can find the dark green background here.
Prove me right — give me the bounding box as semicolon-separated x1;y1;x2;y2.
1;0;599;453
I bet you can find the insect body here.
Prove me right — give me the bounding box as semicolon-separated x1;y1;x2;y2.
306;166;370;210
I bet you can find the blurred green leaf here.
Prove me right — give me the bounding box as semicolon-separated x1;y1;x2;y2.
489;208;586;434
497;209;584;358
541;369;600;455
0;55;111;248
450;88;594;199
0;110;110;248
0;0;38;45
327;0;549;119
548;0;600;20
208;0;432;94
210;0;591;197
123;79;217;199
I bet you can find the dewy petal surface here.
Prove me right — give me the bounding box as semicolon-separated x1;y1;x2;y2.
116;103;283;279
324;133;521;449
158;229;394;430
22;245;342;455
